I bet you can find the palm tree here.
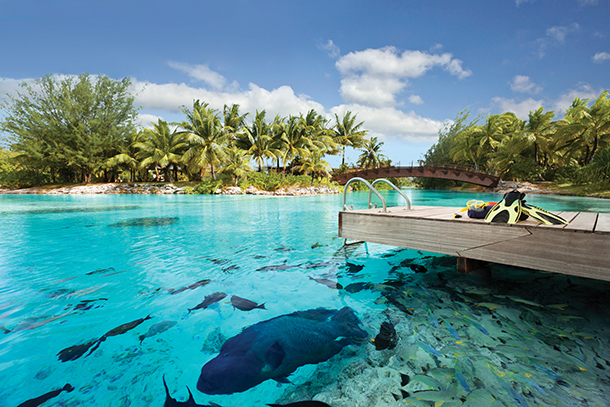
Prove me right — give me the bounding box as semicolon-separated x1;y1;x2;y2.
297;151;331;181
181;100;227;180
555;91;610;166
279;115;312;171
236;110;280;172
522;107;555;167
333;111;368;166
107;129;146;182
356;136;388;169
220;147;252;186
223;104;249;147
135;119;187;182
301;109;335;155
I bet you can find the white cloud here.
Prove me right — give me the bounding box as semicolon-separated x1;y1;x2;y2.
593;51;610;62
536;23;580;58
491;97;545;120
167;61;230;90
318;40;341;59
137;113;164;128
510;75;543;94
551;84;605;115
0;76;35;99
331;104;443;143
131;79;326;120
409;95;424;105
335;46;471;107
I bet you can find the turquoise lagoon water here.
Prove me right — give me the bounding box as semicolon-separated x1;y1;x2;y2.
1;189;610;407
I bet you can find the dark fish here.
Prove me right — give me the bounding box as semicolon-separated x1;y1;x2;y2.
304;262;336;269
230;295;266;311
140;321;177;344
207;258;228;265
311;242;321;249
268;402;332;407
163;376;220;407
345;262;364;274
86;315;153;356
401;373;411;386
344;282;373;293
409;264;427;273
74;298;107;311
170;279;211;295
86;267;115;276
372;321;398;350
17;384;74;407
309;277;343;289
188;292;227;313
197;307;367;395
257;264;298;272
57;339;98;362
274;246;294;252
222;265;240;273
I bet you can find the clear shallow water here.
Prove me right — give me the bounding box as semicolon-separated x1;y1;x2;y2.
1;190;610;407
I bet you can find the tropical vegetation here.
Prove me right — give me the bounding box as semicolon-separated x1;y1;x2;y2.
422;91;610;192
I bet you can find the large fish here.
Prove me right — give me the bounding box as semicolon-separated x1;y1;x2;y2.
86;315;152;356
17;384;74;407
188;292;227;313
197;307;367;395
163;376;219;407
230;295;266;311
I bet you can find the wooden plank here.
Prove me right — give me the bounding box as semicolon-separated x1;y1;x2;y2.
595;213;610;234
565;212;598;232
459;227;610;281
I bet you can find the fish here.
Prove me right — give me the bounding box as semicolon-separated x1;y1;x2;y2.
257;264;298;272
11;311;74;332
197;307;367;395
188;292;227;313
303;261;336;269
140;321;177;344
86;267;115;276
57;339;98;362
372;321;398;350
17;383;74;407
343;282;373;293
86;315;153;356
163;376;220;407
311;242;321;249
401;373;410;386
309;277;342;289
445;321;461;342
109;217;179;227
415;336;443;358
170;279;212;295
268;402;331;407
455;369;471;392
345;262;364;274
230;295;266;311
74;298;107;311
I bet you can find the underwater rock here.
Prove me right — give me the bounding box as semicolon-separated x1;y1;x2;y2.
197;307;367;395
267;402;331;407
201;327;226;354
109;217;179;227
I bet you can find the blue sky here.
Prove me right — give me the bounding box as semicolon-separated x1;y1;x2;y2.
1;0;608;167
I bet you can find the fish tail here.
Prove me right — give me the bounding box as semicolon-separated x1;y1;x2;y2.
257;303;267;310
145;314;153;320
63;383;75;393
139;335;145;345
86;337;105;357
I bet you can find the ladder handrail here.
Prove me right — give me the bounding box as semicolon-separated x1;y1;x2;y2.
342;177;387;212
369;178;411;210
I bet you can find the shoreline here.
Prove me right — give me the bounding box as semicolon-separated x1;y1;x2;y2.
0;180;607;199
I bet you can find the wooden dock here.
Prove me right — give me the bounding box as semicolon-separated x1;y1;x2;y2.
338;205;610;281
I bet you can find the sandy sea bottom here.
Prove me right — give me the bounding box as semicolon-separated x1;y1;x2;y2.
0;190;609;407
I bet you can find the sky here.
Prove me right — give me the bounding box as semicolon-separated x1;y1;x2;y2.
0;0;608;167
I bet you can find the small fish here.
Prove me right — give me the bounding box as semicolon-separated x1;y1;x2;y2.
230;295;266;311
163;375;219;407
506;296;543;307
445;321;461;342
410;390;457;402
428;310;440;328
257;264;298;272
304;261;336;269
170;279;212;295
311;242;321;249
455;369;471;392
222;265;240;273
17;383;74;407
267;402;331;407
102;270;128;277
57;339;98;362
400;373;410;386
345;262;364;274
139;321;177;344
87;315;153;356
74;298;107;311
86;267;115;276
372;321;398;350
415;336;443;358
309;277;342;289
188;292;227;313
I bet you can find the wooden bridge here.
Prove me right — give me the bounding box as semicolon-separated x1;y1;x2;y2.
332;164;501;188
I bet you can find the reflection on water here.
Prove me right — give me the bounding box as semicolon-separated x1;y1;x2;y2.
0;191;609;406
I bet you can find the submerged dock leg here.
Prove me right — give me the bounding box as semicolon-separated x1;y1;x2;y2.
457;258;491;278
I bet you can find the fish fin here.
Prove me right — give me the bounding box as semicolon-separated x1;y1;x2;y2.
186;386;196;403
85;337;104;357
272;376;291;384
63;383;75;392
257;303;267;310
332;307;367;339
263;341;285;372
163;375;175;403
401;373;411;386
138;335;145;345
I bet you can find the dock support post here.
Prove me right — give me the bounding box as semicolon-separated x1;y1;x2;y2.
457;257;491;278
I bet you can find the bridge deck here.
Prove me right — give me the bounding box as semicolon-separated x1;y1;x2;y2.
338;205;610;281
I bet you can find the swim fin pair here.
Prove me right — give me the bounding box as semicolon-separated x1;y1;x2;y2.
484;190;568;225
